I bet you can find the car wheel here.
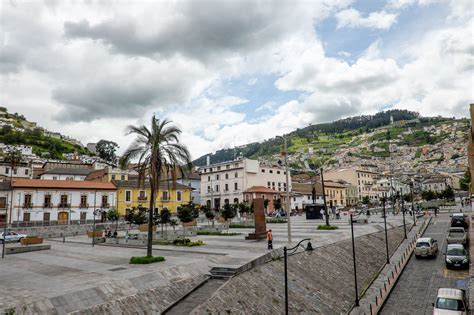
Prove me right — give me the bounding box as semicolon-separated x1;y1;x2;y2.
415;255;420;259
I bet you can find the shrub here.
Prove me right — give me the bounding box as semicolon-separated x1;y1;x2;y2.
129;256;165;264
173;238;205;246
317;225;338;230
266;218;287;224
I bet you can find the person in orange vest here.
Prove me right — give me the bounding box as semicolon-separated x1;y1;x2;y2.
267;229;273;250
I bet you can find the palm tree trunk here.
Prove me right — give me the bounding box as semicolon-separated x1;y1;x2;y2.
147;186;155;257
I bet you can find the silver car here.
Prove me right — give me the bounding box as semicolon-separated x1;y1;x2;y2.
414;237;438;258
447;227;468;246
0;231;28;243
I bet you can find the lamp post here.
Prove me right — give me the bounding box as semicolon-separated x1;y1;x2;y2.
350;214;359;306
283;238;313;315
320;168;329;226
92;209;99;247
382;193;390;264
400;188;407;239
277;135;292;243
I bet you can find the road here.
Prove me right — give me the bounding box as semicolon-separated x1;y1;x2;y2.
381;212;469;314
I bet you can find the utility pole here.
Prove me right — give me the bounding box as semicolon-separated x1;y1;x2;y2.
410;182;416;226
277;135;292;243
382;193;390;264
320;168;329;226
400;188;406;239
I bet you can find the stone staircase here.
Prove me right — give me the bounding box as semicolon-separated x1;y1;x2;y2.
163;278;226;315
209;266;238;279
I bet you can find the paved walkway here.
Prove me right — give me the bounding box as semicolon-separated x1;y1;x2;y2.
0;214;406;312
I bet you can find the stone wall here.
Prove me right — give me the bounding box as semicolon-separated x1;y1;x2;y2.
194;225;409;314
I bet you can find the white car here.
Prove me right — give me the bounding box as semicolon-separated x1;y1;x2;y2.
415;237;438;258
433;288;469;314
0;231;28;243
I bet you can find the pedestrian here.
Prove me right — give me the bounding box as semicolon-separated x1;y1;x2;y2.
267;229;273;250
336;209;341;220
331;206;336;219
113;230;118;238
461;200;464;207
320;208;325;221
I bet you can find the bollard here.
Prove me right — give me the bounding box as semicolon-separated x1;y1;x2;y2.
62;233;65;243
370;303;373;315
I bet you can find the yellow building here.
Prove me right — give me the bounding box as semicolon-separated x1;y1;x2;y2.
114;180;193;216
324;180;347;208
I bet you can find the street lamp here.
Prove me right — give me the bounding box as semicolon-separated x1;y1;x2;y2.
283;238;313;314
400;188;407;239
382;193;390;264
92;208;100;247
320;168;329;226
277;135;292;244
409;181;416;226
350;214;359;306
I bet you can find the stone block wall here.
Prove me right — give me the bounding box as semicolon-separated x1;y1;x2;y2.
194;225;409;314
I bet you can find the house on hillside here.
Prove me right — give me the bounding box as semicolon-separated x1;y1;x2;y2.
39;168;92;181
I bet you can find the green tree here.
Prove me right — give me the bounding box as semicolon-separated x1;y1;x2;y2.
221;203;237;222
159;208;171;236
205;209;215;227
96;140;119;164
273;198;282;211
459;170;470;191
442;186;454;200
120;116;191;257
106;209;119;230
177;203;194;237
362;196;370;205
263;199;270;211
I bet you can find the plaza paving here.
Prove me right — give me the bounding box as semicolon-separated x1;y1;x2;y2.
0;214;406;312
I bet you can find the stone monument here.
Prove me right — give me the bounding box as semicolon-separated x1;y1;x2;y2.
245;198;267;240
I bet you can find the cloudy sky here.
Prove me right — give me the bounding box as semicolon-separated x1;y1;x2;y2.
1;0;473;159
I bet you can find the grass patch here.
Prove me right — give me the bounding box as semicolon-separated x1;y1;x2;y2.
229;224;255;229
317;225;339;230
266;218;287;224
129;256;165;264
196;231;241;236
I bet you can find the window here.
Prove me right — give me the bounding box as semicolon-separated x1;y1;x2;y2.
60;194;68;207
44;195;51;208
25;169;29;175
24;194;32;208
5;168;9;174
13;169;17;175
234;183;238;190
66;176;74;181
80;195;88;207
261;169;265;173
121;175;125;180
162;191;169;200
233;198;239;204
101;195;108;207
215;185;219;192
226;165;230;169
225;173;229;179
269;170;273;174
111;175;116;180
267;181;271;187
225;184;229;191
217;166;221;170
216;174;219;180
138;190;146;200
207;186;211;193
235;172;238;178
125;190;131;202
176;191;182;201
208;176;211;181
277;171;280;174
23;212;30;222
272;182;275;186
53;176;57;180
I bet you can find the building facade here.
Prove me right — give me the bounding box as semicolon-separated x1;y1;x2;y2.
0;161;32;180
324;180;346;207
324;168;379;201
422;178;448;193
290;182;324;211
39;168;92;181
198;158;290;210
10;179;116;224
114;180;192;216
243;186;282;213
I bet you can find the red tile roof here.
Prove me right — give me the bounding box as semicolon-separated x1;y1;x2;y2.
12;179;116;190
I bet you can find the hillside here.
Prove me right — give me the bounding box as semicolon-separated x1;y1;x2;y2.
193;109;420;166
0;107;91;160
192;110;468;177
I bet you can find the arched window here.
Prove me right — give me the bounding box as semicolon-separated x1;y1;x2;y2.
233;198;239;204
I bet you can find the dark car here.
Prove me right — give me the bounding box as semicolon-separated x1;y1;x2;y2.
445;244;469;269
451;213;469;229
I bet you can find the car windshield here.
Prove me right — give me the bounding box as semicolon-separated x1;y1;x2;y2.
416;242;430;247
447;248;465;256
449;231;465;237
436;298;465;311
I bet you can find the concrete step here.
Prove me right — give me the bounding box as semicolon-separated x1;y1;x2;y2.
164;278;226;315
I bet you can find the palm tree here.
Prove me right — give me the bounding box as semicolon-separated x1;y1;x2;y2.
120;115;191;257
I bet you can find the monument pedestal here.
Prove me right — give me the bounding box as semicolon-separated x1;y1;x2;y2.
246;198;267;240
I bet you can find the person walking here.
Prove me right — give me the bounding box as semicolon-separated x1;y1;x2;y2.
320;208;325;221
267;229;273;250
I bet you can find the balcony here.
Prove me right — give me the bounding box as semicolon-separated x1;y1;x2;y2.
100;203;110;209
58;203;71;209
79;203;89;209
22;203;33;209
137;196;147;202
43;203;52;209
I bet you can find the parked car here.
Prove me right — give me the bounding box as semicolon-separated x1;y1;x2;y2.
447;227;468;246
444;244;469;269
0;231;28;243
433;288;469;314
414;237;438;258
451;213;469;229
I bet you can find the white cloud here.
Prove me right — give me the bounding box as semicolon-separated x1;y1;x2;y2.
338;51;352;58
387;0;436;10
248;78;258;85
335;8;398;30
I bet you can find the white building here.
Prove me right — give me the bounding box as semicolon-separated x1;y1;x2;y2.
176;171;201;204
291;182;324;211
324;168;380;201
10;179;116;224
197;158;290;209
39;168;93;181
0;161;32;180
422;178;448;193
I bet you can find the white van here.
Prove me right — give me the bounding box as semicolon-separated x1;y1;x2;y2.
433;288;469;314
